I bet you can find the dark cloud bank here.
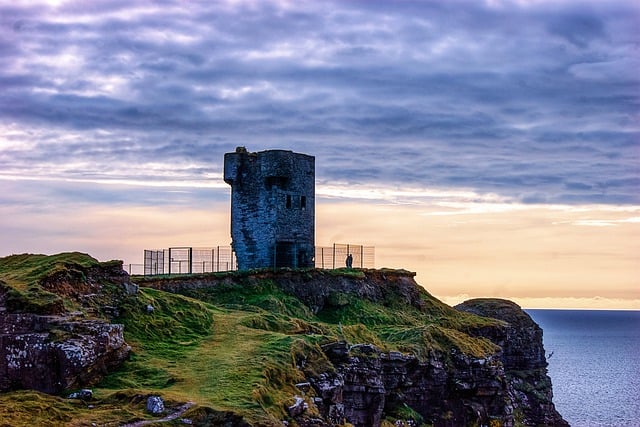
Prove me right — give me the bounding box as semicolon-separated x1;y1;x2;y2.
1;0;638;205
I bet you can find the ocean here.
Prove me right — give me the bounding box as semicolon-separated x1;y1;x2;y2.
526;310;640;427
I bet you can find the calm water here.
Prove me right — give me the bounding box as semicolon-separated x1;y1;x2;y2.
527;310;640;427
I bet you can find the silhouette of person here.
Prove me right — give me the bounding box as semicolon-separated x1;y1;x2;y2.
346;253;353;268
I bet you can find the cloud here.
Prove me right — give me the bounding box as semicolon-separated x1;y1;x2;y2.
0;0;638;207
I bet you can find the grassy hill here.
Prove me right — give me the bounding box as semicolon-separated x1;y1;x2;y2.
0;253;510;426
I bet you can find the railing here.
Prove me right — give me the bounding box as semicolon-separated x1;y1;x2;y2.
128;246;237;276
123;243;374;276
315;243;375;269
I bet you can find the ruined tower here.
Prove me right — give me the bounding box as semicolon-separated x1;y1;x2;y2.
223;147;315;270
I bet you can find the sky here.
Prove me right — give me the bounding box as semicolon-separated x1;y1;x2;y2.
1;0;638;309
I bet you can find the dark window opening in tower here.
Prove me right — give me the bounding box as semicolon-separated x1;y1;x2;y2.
286;194;292;208
301;195;306;209
265;176;288;190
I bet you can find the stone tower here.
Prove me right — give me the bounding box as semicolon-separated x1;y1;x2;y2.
223;147;315;270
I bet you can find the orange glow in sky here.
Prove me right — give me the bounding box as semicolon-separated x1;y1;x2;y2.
1;179;637;310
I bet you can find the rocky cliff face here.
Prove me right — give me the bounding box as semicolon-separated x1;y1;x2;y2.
306;341;509;427
301;309;566;427
456;299;568;427
0;254;133;394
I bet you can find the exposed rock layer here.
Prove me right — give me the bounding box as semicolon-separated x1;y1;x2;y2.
0;313;129;393
0;258;132;394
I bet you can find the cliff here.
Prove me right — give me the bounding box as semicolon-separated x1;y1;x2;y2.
0;254;567;427
456;299;567;427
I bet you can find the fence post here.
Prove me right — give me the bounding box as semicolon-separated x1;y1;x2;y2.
332;244;336;269
360;245;364;268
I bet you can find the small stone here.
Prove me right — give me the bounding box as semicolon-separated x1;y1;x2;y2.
102;306;119;318
287;396;307;417
146;395;164;415
146;304;155;313
68;389;93;400
123;282;139;295
295;382;311;392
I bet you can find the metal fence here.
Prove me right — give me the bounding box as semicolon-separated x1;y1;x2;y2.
124;243;374;275
315;243;375;269
127;246;237;276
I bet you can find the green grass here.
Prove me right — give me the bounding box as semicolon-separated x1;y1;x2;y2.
387;403;425;426
97;287;307;424
313;287;501;360
176;278;315;319
117;288;213;355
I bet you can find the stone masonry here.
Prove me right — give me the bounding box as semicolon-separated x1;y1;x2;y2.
224;147;315;270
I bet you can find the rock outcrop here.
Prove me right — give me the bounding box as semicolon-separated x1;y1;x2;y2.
0;254;132;394
456;298;568;426
297;297;567;427
306;341;509;427
0;313;129;393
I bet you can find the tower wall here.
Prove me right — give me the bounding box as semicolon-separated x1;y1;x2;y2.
224;147;315;270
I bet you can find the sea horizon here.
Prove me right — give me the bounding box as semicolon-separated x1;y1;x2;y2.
439;294;640;312
526;307;640;311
